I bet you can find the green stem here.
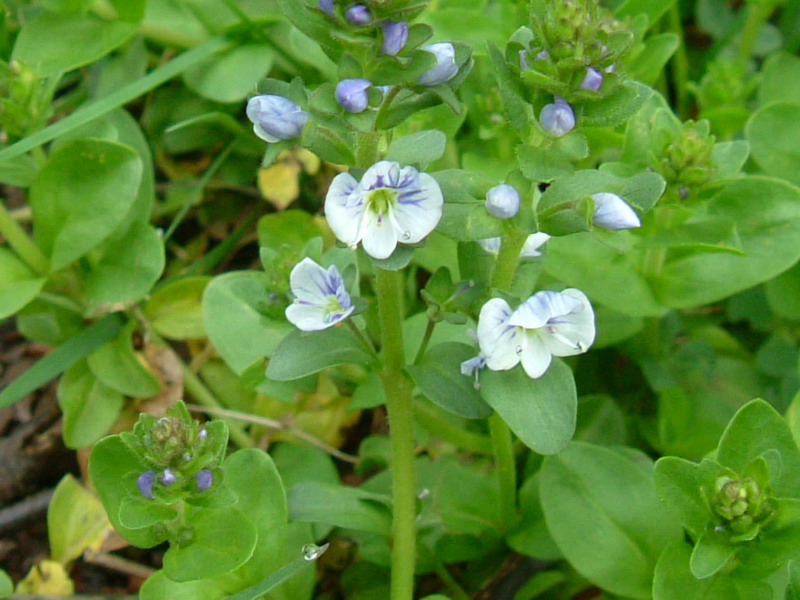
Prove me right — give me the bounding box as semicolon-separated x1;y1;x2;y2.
490;229;527;290
738;3;774;68
412;317;436;364
346;319;379;360
414;401;493;454
668;3;690;119
356;131;382;169
0;200;49;275
375;267;417;600
435;564;471;600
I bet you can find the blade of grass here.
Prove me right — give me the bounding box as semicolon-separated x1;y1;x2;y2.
0;36;230;165
227;545;328;600
0;312;125;408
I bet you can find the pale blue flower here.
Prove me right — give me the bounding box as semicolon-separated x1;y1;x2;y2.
246;95;309;143
325;160;443;259
485;184;520;219
591;192;641;230
418;42;458;86
539;96;575;137
160;468;177;485
336;78;371;113
478;232;550;257
318;0;334;16
460;354;486;388
580;67;603;91
382;21;408;56
345;4;371;25
286;258;354;331
477;289;595;378
137;471;156;499
195;469;214;492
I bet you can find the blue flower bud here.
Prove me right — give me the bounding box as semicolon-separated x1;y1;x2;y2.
345;4;371;25
246;95;309;143
195;469;214;492
580;67;603;91
381;20;408;56
539;96;575;137
335;78;372;113
318;0;334;16
485;184;520;219
198;428;207;440
160;468;178;485
137;471;156;500
591;193;641;230
417;42;458;86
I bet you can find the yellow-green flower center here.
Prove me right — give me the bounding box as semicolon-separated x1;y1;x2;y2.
366;188;397;215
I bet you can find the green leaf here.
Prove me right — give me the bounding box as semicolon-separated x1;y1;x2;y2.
614;0;676;24
480;359;577;455
436;202;503;241
257;210;323;253
517;143;574;182
717;399;800;498
163;507;258;582
48;474;109;565
487;41;531;138
407;342;492;419
12;12;136;77
766;262;800;320
507;474;562;560
227;549;322;600
541;442;682;599
386;129;447;168
690;530;738;579
0;248;45;319
202;271;291;374
288;481;392;535
787;560;800;600
580;81;653;128
118;497;178;530
434;457;503;537
627;33;679;85
759;52;800;106
747;103;800;186
30;139;142;271
0;570;11;597
144;277;210;340
139;571;226;600
57;359;124;448
654;457;723;538
86;324;159;398
183;44;274;103
266;327;374;381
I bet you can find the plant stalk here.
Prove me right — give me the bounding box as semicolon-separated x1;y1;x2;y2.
0;200;49;275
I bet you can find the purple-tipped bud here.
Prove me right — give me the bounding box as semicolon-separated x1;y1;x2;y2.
535;49;549;61
591;193;641;230
160;468;178;485
539;96;575;137
580;67;603;91
460;355;486;377
137;471;156;500
345;4;371;26
417;42;458;86
195;469;214;492
381;21;408;56
485;184;520;219
335;78;372;113
246;95;309;143
318;0;335;16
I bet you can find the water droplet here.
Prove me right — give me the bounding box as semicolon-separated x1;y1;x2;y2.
402;230;411;241
302;543;329;561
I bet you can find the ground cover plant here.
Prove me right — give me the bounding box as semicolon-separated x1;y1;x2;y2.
3;0;800;598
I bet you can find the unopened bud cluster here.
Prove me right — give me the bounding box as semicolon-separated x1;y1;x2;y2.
712;474;774;537
659;121;717;194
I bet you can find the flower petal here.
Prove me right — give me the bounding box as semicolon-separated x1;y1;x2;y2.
286;302;332;331
519;331;553;378
289;257;336;303
325;172;363;246
252;123;280;143
478;237;501;254
520;232;551;257
390;172;443;243
361;210;398;259
361;160;400;191
509;290;582;329
477;298;524;371
542;288;595;357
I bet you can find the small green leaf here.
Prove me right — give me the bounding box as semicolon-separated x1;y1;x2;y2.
288;481;392;535
386;130;447;168
266;327;374;381
0;248;45;319
118;498;178;530
87;323;160;398
139;571;226;600
48;474;109;565
183;44;275;103
690;530;737;579
747;102;800;187
0;569;11;597
145;277;211;340
654;457;723;538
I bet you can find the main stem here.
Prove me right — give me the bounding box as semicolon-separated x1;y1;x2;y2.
376;267;417;600
488;229;528;532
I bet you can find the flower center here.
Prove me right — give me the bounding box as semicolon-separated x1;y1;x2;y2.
323;295;346;322
365;187;397;216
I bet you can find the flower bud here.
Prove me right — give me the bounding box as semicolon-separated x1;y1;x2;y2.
539;96;575;137
417;42;458;86
485;184;520;219
591;193;640;230
246;95;309;143
345;4;371;25
137;471;156;500
195;469;214;492
335;78;372;113
318;0;335;16
381;20;408;56
160;468;178;486
580;67;603;91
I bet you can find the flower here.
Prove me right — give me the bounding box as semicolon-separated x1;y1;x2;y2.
381;21;408;56
477;289;595;378
325;160;443;259
345;4;371;25
418;42;458;86
460;354;486;388
336;78;372;113
246;95;309;143
318;0;335;16
539;96;575;137
160;468;177;485
137;471;156;500
580;67;603;91
591;192;641;230
478;232;550;257
286;258;354;331
485;184;520;219
195;469;214;492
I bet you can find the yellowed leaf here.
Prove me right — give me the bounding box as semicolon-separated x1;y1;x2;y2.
16;561;74;594
258;162;302;210
48;474;110;565
295;148;321;174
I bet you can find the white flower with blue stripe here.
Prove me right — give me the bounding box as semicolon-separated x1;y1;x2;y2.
477;289;595;379
325;160;443;259
286;258;354;331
